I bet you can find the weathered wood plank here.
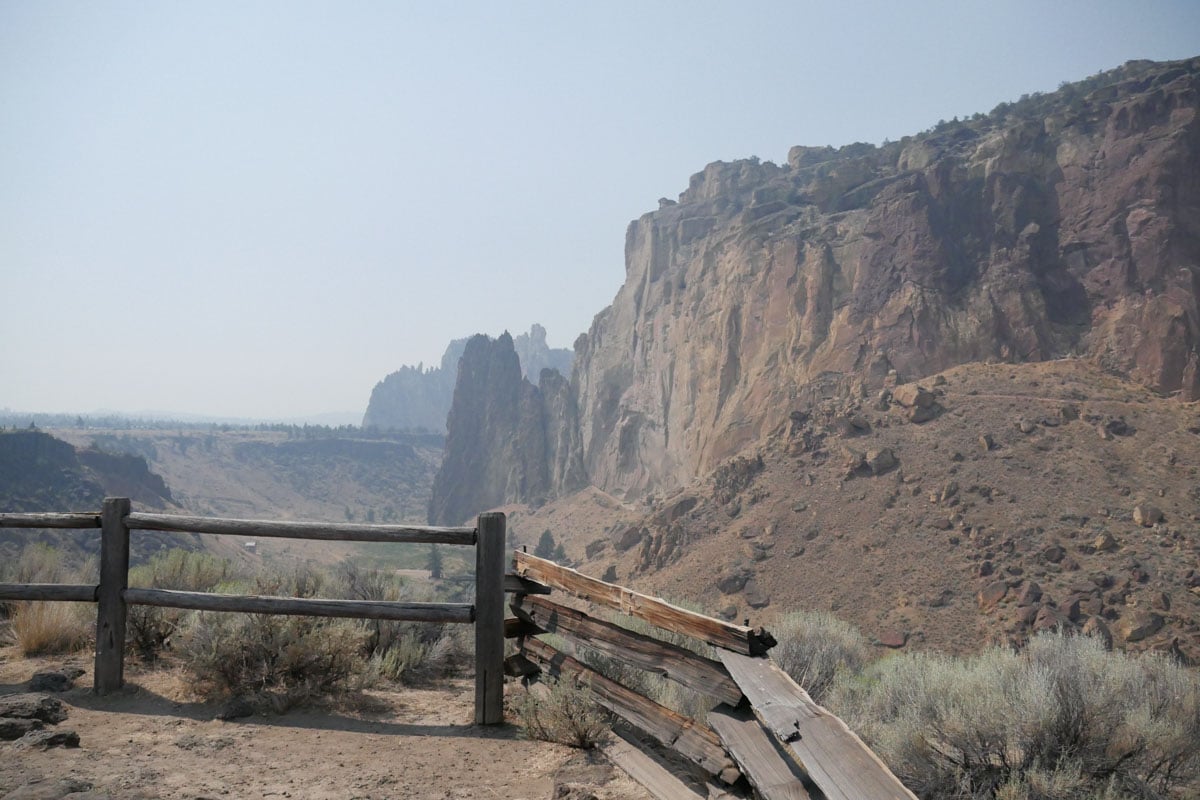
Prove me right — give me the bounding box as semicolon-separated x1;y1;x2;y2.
718;650;916;800
708;704;812;800
0;512;101;529
514;552;775;656
474;512;506;725
95;497;131;695
522;637;738;782
513;595;742;707
0;583;97;602
503;574;551;594
123;587;474;623
603;728;710;800
126;512;476;545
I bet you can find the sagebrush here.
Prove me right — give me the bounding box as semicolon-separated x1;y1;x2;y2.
829;632;1200;799
514;678;609;749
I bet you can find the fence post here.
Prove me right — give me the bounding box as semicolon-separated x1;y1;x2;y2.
94;497;131;694
474;512;505;724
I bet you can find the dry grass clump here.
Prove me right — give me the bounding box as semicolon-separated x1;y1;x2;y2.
772;610;872;703
829;632;1200;799
514;678;609;749
12;601;91;656
2;544;95;655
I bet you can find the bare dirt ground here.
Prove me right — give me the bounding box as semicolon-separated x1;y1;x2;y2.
0;650;651;800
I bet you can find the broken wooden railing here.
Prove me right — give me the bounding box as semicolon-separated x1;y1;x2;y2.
0;498;507;724
506;551;917;800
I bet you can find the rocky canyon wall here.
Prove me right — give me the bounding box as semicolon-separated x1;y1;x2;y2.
433;57;1200;517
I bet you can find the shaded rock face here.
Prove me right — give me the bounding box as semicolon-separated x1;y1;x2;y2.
363;325;574;432
428;334;584;524
566;57;1200;498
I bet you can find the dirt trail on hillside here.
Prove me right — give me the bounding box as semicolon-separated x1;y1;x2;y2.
0;653;651;800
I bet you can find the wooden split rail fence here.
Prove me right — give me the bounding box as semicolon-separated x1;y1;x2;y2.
506;551;918;800
3;499;917;797
0;497;508;725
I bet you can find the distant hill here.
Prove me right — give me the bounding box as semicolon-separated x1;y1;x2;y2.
362;324;573;432
0;428;183;563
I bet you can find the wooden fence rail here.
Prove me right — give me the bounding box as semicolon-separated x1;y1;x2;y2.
0;498;506;725
508;551;917;800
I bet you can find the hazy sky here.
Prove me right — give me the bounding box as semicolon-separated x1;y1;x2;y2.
3;2;1198;421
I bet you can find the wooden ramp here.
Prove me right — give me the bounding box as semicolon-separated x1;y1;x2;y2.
718;651;917;800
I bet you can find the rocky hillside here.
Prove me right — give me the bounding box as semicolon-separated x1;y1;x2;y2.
510;359;1200;663
437;57;1199;523
0;429;180;562
363;324;572;432
566;57;1200;500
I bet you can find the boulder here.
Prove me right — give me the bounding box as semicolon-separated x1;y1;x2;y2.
28;667;86;693
742;579;770;609
1081;616;1113;648
979;433;995;451
1016;581;1043;606
716;569;752;595
0;694;68;724
1119;610;1164;642
865;448;898;475
1133;504;1164;527
1041;545;1065;564
1033;605;1070;633
876;630;908;648
0;717;43;741
978;580;1008;609
893;384;934;409
1093;532;1118;552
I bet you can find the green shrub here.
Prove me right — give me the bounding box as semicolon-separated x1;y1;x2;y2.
772;610;872;703
126;549;234;661
514;678;609;749
828;632;1200;799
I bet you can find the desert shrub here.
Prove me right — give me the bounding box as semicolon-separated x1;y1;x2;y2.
12;601;91;656
177;565;368;708
337;560;472;686
1;543;97;618
514;678;609;749
126;549;234;660
772;610;873;703
829;632;1200;799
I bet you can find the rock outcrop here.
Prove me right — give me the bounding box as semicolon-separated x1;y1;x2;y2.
567;57;1200;499
428;333;584;524
363;325;573;432
439;57;1200;508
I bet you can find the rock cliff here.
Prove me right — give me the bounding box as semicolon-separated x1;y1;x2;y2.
363;325;573;432
570;57;1200;498
428;333;584;524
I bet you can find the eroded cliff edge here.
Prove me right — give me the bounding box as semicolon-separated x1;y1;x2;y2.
432;57;1200;521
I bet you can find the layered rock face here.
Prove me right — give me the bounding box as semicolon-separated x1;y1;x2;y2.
571;58;1200;498
428;333;584;524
